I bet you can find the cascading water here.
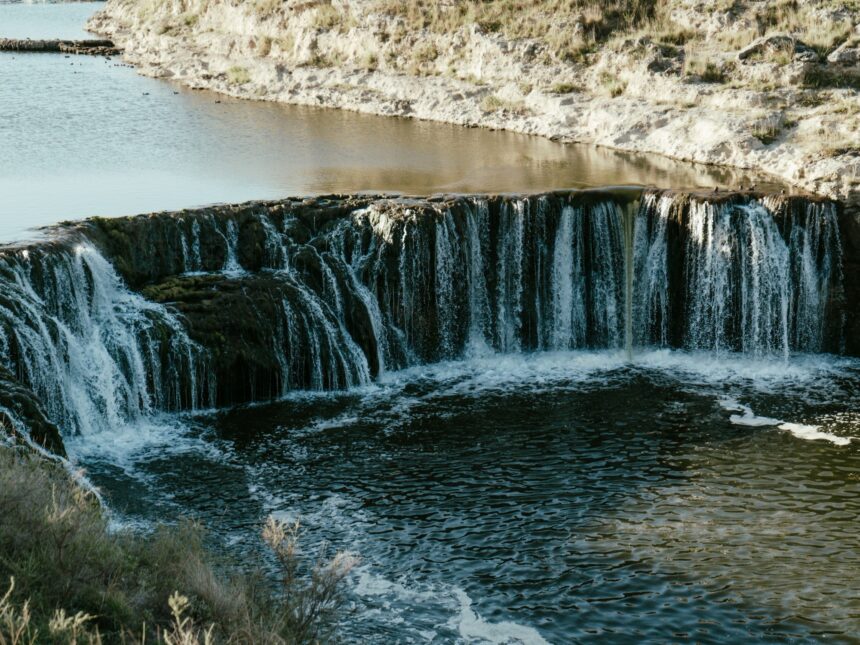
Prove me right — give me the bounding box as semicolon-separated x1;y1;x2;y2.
633;193;843;356
0;190;847;450
0;241;208;438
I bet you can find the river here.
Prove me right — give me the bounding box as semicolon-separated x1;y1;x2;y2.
2;2;858;644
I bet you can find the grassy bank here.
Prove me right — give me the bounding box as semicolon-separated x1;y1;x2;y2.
0;447;355;644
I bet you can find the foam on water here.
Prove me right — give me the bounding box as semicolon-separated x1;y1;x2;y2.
451;589;551;645
778;422;852;446
351;568;552;644
719;398;854;446
368;349;860;409
62;414;226;492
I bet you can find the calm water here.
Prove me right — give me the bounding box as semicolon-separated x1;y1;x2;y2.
72;352;860;643
7;3;860;644
0;1;782;243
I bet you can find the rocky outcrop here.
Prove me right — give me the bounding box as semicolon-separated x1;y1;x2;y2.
87;0;860;208
82;196;376;289
737;35;819;63
0;38;120;56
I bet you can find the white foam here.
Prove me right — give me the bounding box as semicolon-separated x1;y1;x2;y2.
353;568;439;604
379;350;628;394
635;349;854;386
778;422;851;446
452;589;551;645
722;400;783;428
64;415;217;468
719;399;853;446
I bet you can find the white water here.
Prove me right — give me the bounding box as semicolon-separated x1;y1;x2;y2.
0;243;206;436
720;398;853;446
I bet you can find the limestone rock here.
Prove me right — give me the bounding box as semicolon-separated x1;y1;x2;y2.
737;35;818;63
828;40;860;65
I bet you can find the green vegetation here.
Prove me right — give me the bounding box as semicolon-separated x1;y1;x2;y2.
598;71;627;97
226;66;251;85
752;114;790;145
549;82;582;94
0;447;355;644
802;66;860;91
684;54;729;83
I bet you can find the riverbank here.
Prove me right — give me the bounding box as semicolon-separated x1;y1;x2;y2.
87;0;860;207
0;441;354;644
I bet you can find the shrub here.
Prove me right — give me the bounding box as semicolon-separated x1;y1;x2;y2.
549;82;581;94
0;448;355;643
480;95;531;115
226;66;251;85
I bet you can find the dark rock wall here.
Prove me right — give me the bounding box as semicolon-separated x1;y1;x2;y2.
841;201;860;356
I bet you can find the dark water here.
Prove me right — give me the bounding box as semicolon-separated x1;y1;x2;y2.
71;351;860;643
0;2;783;243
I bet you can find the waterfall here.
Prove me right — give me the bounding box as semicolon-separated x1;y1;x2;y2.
633;193;670;347
0;190;847;449
0;241;208;437
495;200;526;353
633;193;843;356
465;200;492;353
550;206;586;350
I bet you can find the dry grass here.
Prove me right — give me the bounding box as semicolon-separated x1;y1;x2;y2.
598;71;627;97
0;447;355;644
480;95;531;115
684;52;729;83
753;0;854;55
373;0;658;62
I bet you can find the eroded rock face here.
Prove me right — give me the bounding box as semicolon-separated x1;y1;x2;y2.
141;271;380;405
82;197;376;289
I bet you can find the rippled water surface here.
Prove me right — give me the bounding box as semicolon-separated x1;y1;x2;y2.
72;351;860;643
0;1;783;242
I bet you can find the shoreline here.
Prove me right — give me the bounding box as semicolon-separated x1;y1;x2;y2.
85;0;860;211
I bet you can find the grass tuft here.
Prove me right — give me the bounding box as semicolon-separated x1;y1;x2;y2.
226;66;251;85
0;447;354;644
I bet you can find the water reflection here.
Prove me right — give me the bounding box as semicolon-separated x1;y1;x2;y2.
0;2;784;242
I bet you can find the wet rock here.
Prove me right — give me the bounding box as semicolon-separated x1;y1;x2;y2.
840;202;860;356
83;197;378;288
0;365;64;456
142;271;378;405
